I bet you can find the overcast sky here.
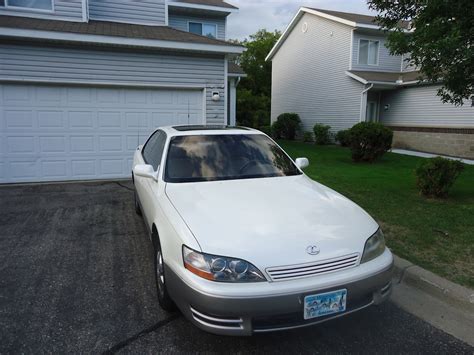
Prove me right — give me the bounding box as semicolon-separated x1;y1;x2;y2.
227;0;376;40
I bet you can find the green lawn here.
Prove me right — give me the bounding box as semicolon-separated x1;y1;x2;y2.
279;140;474;288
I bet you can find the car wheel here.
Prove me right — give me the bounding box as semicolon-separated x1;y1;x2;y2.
154;237;176;311
134;189;142;216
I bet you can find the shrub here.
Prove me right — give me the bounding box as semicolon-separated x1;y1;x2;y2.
415;157;464;197
259;125;272;137
271;113;301;140
313;124;331;145
303;131;313;142
335;129;351;147
348;122;393;162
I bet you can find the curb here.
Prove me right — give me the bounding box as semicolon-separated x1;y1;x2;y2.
393;255;474;313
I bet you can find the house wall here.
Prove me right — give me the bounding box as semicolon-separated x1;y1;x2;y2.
88;0;166;25
0;0;84;21
352;31;402;72
271;13;364;132
380;84;474;158
168;13;226;40
0;42;226;124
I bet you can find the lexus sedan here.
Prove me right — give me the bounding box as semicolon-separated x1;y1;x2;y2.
132;125;393;335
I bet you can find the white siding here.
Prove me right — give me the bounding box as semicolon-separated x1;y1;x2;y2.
89;0;166;25
271;13;364;132
352;31;402;72
0;0;83;21
0;43;225;124
168;13;226;40
380;85;474;128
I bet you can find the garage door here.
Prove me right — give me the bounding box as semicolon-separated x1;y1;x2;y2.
0;84;204;183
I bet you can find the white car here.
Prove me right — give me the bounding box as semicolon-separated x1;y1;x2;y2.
132;125;393;335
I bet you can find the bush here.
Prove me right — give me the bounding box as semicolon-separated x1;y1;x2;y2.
348;122;393;162
259;125;272;137
335;129;351;147
415;157;464;197
271;113;301;140
313;124;331;145
303;131;313;142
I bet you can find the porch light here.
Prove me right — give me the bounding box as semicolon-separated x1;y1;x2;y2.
384;104;391;111
212;92;220;101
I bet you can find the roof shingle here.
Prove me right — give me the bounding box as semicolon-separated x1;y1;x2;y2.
172;0;237;10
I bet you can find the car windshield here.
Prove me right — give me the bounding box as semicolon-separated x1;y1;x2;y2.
164;134;302;183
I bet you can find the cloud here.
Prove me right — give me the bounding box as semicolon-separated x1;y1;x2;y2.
227;0;377;40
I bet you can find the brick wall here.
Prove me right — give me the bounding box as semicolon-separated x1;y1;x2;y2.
389;127;474;159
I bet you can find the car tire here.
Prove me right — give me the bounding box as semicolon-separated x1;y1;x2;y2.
153;235;176;312
134;189;142;216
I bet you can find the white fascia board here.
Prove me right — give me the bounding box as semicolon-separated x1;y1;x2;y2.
168;1;238;13
345;71;368;84
301;7;357;27
0;28;244;54
227;73;247;78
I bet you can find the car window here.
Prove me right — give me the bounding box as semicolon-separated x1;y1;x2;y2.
142;130;167;170
164;134;302;183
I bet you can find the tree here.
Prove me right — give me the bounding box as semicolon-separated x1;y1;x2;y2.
233;29;281;127
368;0;474;106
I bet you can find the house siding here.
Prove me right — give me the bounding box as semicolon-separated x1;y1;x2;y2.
352;31;402;72
168;14;226;40
0;0;83;21
379;85;474;128
271;13;364;132
0;42;225;124
88;0;166;25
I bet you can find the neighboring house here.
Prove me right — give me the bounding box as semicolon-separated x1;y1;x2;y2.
0;0;246;183
267;8;474;159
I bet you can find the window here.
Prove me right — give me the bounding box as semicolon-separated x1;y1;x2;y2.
5;0;52;10
142;130;167;171
188;22;217;38
165;134;302;183
359;39;379;65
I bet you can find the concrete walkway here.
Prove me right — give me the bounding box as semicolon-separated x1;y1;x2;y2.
391;149;474;165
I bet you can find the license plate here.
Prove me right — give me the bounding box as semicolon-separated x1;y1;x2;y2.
304;289;347;320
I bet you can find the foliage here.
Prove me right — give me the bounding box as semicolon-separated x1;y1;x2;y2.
348;122;393;162
259;125;272;137
271;113;301;140
335;129;351;147
303;131;313;143
233;29;281;127
279;141;474;287
368;0;474;106
313;124;331;145
415;157;464;198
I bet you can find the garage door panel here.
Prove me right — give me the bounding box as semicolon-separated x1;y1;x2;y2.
1;84;203;183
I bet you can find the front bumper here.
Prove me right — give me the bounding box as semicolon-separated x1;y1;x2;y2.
166;262;394;336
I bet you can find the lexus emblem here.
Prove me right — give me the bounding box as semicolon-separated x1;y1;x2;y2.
306;245;320;255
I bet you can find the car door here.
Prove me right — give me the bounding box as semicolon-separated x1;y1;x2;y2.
137;130;167;228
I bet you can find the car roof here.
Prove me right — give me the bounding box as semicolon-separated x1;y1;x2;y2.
159;125;263;137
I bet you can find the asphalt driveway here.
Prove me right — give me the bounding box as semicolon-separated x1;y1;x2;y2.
0;181;472;354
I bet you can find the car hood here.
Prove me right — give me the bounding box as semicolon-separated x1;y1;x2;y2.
165;175;378;270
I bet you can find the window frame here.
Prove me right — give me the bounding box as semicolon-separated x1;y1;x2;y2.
142;129;168;171
187;21;218;39
3;0;54;12
358;39;380;66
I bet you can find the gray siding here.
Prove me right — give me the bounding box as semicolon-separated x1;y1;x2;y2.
271;13;364;132
380;85;474;128
0;43;225;124
89;0;166;25
352;31;402;72
169;14;226;40
0;0;83;21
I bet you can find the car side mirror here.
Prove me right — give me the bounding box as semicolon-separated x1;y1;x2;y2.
134;164;159;181
295;157;309;169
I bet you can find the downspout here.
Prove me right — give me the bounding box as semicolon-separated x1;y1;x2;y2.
359;83;373;122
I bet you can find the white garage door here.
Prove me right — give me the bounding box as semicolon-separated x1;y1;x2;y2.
0;84;204;183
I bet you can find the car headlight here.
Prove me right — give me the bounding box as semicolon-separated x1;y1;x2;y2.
182;245;266;282
361;228;386;263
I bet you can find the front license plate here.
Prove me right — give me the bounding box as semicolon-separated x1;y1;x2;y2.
304;289;347;320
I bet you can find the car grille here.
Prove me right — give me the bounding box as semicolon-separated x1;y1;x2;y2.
266;253;360;281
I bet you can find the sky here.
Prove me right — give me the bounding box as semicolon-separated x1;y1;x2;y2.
226;0;377;40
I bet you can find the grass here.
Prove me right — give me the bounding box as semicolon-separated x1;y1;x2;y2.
279;140;474;288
